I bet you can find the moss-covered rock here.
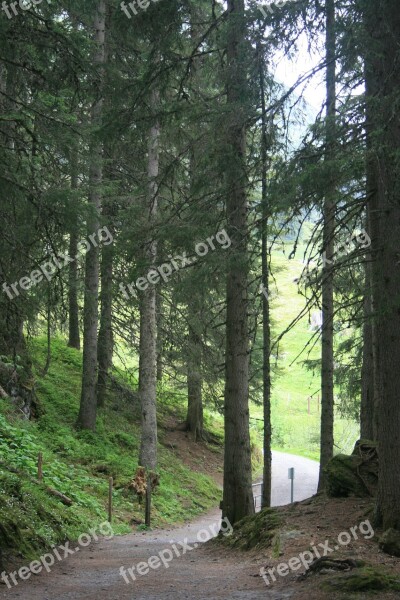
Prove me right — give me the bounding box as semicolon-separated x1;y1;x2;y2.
379;528;400;557
324;566;400;592
325;440;378;498
217;507;282;550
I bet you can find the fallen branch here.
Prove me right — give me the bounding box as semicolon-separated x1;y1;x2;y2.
0;461;73;505
45;488;73;506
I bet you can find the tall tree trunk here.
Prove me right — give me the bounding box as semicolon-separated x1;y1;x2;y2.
362;0;400;531
364;62;381;444
186;301;204;441
0;60;26;358
68;153;81;350
156;289;164;381
97;7;114;408
258;42;272;509
186;359;204;441
77;0;106;430
360;289;374;440
97;202;114;407
222;0;254;525
185;2;204;442
318;0;336;492
138;88;160;471
360;207;374;440
67;21;81;351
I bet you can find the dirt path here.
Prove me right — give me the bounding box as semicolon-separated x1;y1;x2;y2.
3;495;396;600
1;510;294;600
0;451;320;600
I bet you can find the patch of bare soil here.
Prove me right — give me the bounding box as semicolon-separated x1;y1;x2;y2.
160;417;224;488
251;495;400;599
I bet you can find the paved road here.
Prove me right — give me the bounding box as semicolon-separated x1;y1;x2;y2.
253;450;319;510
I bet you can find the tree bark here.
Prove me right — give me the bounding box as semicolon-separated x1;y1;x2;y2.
0;61;26;359
67;20;81;351
138;88;160;471
77;0;106;430
97;209;114;407
360;207;374;440
186;367;204;441
361;0;400;531
156;289;164;381
68;153;81;351
97;6;115;408
185;2;205;443
257;41;272;509
318;0;336;492
364;61;381;444
186;303;204;441
360;289;374;440
222;0;254;525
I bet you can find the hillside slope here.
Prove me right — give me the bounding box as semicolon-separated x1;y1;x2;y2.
0;338;221;568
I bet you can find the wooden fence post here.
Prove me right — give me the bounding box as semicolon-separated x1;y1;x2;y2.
38;452;43;482
108;477;113;523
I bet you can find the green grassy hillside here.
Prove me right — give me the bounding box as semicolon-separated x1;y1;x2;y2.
0;338;220;563
250;246;359;461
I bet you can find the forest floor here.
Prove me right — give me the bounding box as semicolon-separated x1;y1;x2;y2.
2;495;400;599
2;427;397;599
250;496;400;599
160;417;225;488
0;507;285;599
